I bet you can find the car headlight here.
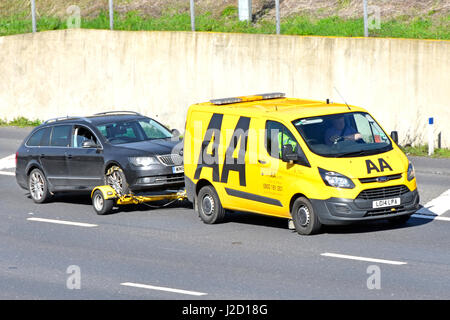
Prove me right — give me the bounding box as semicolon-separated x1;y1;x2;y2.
129;157;159;167
319;168;355;189
407;161;415;181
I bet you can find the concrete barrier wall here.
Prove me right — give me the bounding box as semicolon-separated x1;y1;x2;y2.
0;29;449;147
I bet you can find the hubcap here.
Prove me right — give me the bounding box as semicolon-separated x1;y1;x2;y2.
30;172;44;200
94;193;104;211
202;195;214;216
297;205;310;227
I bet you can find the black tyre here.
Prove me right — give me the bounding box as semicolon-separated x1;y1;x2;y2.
105;166;130;196
291;197;322;235
197;185;226;224
92;190;114;215
388;214;411;225
28;168;51;203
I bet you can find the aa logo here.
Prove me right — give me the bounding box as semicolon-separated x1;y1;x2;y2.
366;158;393;174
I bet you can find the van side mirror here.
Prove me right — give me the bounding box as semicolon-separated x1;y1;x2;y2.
282;144;298;162
82;139;98;148
390;131;399;144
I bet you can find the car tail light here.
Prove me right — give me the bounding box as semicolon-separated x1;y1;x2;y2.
15;152;18;166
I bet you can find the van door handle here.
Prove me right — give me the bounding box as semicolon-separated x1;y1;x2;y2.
258;159;267;164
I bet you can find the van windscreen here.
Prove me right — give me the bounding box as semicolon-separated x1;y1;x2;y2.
293;112;392;158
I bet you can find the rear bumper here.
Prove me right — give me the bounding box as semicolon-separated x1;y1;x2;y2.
311;189;420;225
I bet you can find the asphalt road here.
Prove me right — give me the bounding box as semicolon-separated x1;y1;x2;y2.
0;127;449;300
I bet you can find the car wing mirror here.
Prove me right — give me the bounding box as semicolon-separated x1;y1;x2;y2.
82;139;98;148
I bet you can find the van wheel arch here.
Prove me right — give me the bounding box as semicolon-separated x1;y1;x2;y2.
290;193;309;214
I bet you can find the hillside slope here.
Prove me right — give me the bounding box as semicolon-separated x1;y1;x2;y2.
1;0;449;20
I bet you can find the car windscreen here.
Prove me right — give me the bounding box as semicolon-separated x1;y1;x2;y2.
292;112;392;158
96;119;172;145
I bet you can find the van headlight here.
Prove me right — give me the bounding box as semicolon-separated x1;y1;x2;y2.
407;162;415;181
319;168;355;189
129;157;158;167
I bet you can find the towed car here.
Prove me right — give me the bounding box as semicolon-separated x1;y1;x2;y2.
16;111;184;203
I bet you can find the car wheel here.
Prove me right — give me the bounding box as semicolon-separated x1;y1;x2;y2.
28;168;51;203
105;166;130;196
291;197;322;235
197;185;226;224
92;190;114;215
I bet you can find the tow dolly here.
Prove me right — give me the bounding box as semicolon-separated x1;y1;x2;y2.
91;186;187;215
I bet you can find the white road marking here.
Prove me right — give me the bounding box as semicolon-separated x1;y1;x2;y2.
0;171;14;176
411;214;450;222
27;217;98;228
321;253;407;265
416;189;450;216
120;282;207;296
0;154;15;170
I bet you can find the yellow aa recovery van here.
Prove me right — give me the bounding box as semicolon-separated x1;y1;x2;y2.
183;93;420;235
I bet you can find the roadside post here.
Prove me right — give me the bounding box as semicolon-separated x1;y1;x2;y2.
30;0;37;33
428;117;434;156
190;0;195;31
238;0;252;22
363;0;369;37
109;0;114;30
275;0;280;34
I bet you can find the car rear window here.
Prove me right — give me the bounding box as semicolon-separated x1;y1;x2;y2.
27;127;51;147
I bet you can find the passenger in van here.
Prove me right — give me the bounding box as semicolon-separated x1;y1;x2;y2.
324;115;362;145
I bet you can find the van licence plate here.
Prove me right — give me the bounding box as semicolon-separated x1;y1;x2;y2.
172;166;184;174
372;198;401;209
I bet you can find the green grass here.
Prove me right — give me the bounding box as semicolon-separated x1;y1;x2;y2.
0;10;449;39
0;117;42;127
401;145;450;158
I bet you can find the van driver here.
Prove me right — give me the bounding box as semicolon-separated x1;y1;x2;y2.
324;115;362;145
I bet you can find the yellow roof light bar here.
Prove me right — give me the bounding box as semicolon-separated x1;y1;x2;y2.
210;92;285;105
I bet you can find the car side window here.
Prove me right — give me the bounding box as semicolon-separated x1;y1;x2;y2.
72;126;98;148
50;125;72;147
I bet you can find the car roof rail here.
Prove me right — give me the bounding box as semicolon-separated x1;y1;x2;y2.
43;116;88;124
93;111;142;116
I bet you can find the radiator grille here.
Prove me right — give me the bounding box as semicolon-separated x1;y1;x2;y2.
357;185;410;200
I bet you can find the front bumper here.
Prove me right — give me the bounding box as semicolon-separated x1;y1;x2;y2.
311;188;420;225
125;164;184;191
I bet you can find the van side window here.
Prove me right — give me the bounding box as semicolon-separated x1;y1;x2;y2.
50;125;72;147
266;121;300;158
72;126;98;148
265;121;309;166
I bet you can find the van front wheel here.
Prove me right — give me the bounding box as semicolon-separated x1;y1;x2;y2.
291;197;322;235
197;185;225;224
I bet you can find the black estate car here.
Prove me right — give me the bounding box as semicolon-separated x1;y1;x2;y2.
15;111;184;203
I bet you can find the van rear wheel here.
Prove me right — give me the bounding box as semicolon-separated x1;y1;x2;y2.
197;185;225;224
291;197;322;235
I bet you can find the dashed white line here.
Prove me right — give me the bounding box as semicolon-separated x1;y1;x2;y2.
120;282;207;296
0;171;14;176
321;253;407;265
27;217;98;228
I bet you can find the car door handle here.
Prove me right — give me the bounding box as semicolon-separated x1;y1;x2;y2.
40;154;45;158
65;154;73;159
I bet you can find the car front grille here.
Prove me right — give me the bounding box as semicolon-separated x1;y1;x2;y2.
357;185;410;200
157;154;183;166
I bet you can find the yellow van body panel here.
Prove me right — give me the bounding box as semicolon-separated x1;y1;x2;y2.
184;97;418;222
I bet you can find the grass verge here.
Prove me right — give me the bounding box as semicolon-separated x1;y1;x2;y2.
0;117;42;127
401;145;450;158
0;10;449;39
